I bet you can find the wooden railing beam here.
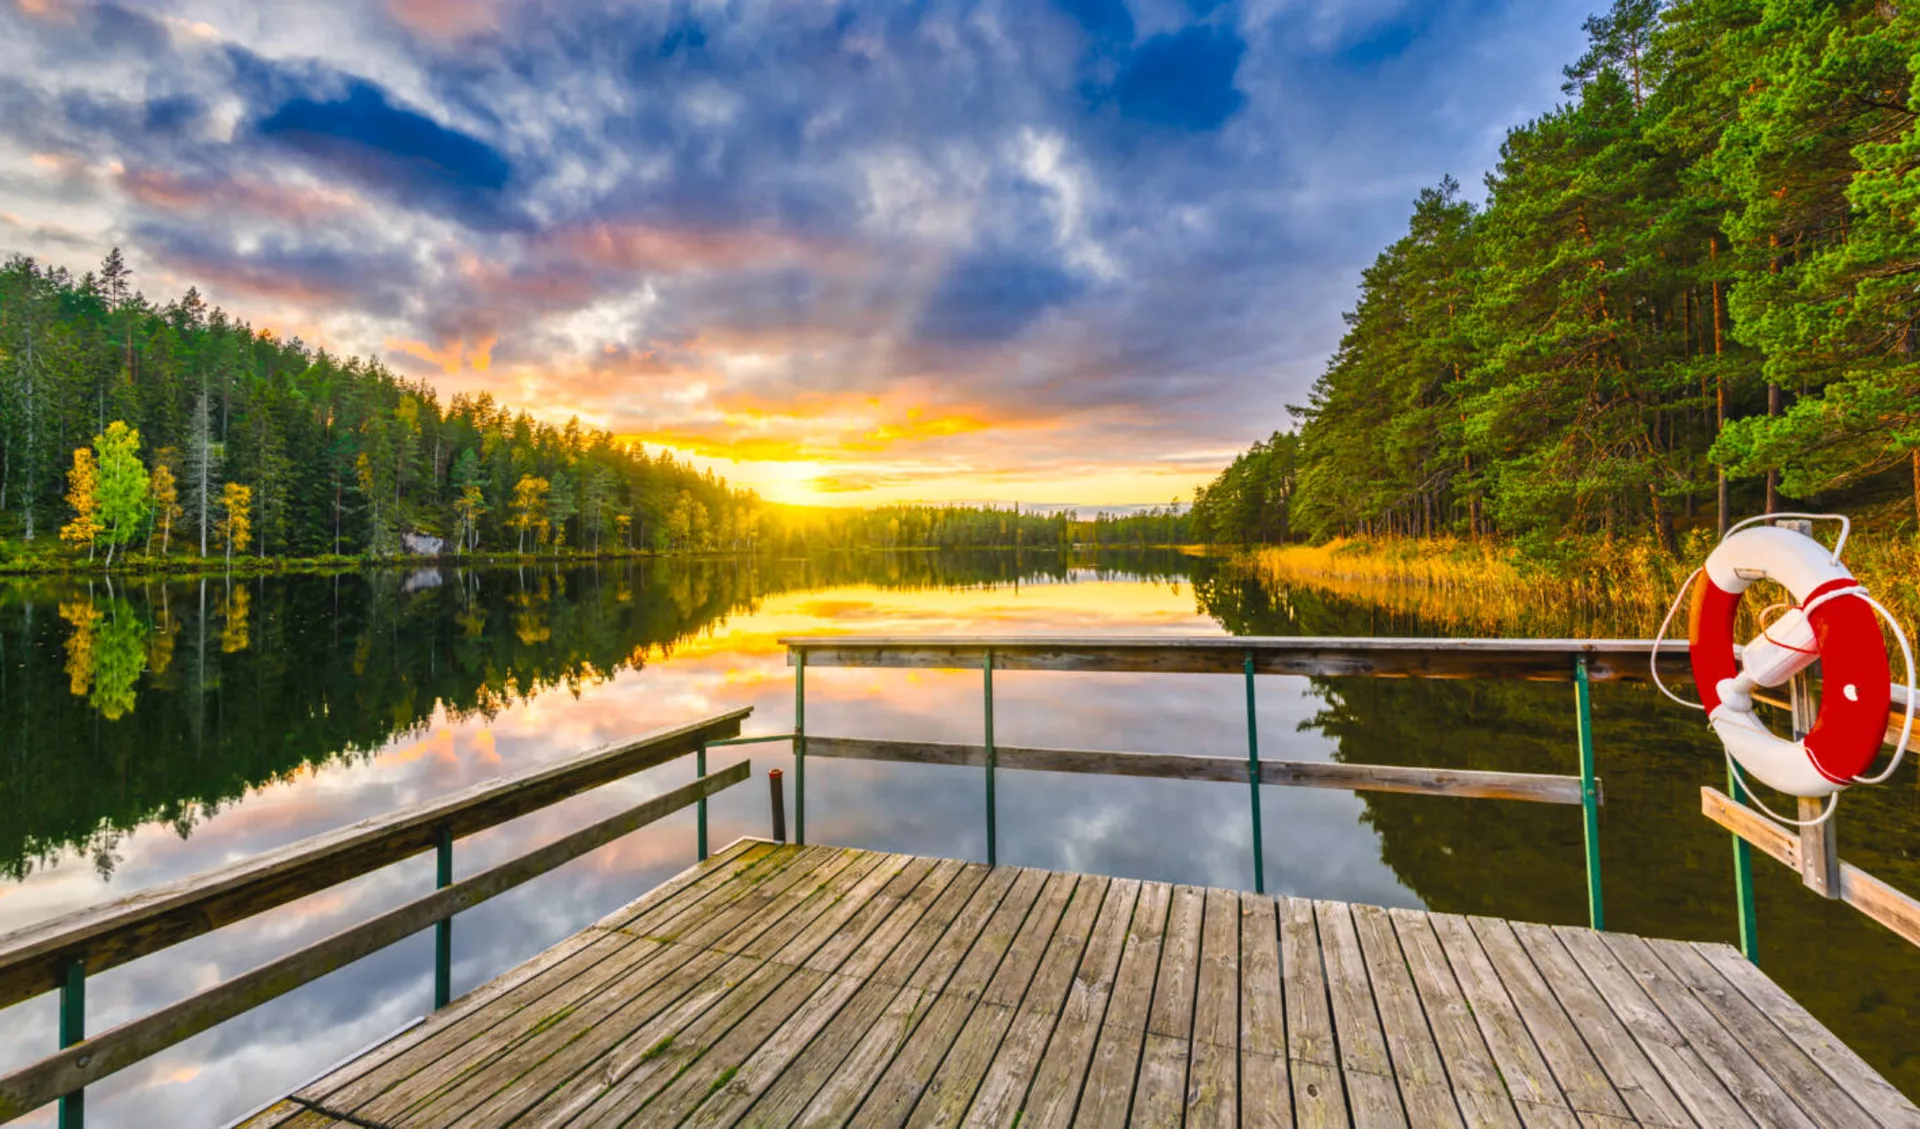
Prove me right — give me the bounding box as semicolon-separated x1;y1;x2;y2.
802;736;1593;805
0;709;749;1012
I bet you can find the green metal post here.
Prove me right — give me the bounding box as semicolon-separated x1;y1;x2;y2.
1727;762;1759;962
696;742;709;861
984;649;997;867
1574;656;1603;931
434;825;452;1009
1245;650;1265;894
59;958;83;1129
793;650;806;847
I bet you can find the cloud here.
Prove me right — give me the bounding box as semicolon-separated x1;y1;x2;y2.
0;0;1595;505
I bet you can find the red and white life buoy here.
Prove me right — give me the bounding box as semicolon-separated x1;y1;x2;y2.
1686;524;1892;797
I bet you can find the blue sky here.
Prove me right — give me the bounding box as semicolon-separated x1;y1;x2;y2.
0;0;1591;504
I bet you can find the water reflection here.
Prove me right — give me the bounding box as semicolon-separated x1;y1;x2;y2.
0;549;1915;1125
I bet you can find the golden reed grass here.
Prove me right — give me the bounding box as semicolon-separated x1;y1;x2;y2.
1242;534;1920;639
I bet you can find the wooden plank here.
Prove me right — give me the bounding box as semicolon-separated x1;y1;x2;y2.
677;858;965;1128
780;635;1689;683
1426;914;1567;1113
540;852;915;1126
1839;861;1920;949
910;873;1082;1128
1315;901;1408;1129
1507;922;1692;1128
804;736;1592;805
780;866;1023;1125
1005;878;1138;1129
1130;1034;1190;1126
1237;894;1295;1129
299;841;805;1128
1699;788;1800;869
1185;887;1241;1129
1386;909;1520;1129
960;875;1112;1129
1125;884;1204;1125
1703;788;1920;948
1596;932;1815;1129
1691;940;1920;1125
246;839;775;1128
726;861;996;1126
413;846;871;1126
1350;904;1462;1128
1547;927;1753;1129
0;763;753;1123
847;868;1058;1128
1279;896;1348;1129
0;708;749;1011
1074;881;1171;1127
1463;916;1628;1121
1643;937;1878;1129
361;846;843;1127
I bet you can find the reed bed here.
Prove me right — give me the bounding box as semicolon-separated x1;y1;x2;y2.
1245;534;1920;640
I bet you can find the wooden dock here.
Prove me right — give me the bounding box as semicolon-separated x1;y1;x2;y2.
237;840;1918;1128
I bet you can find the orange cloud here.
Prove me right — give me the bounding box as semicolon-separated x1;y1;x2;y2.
120;168;358;221
387;335;496;375
539;221;850;276
387;0;500;38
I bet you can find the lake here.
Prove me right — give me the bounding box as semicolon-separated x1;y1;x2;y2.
1;550;1916;1125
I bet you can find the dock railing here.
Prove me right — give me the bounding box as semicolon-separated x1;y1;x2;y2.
770;634;1920;965
0;710;755;1127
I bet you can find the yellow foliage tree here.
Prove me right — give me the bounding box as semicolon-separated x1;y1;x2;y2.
510;475;550;553
60;448;101;559
216;482;253;566
149;456;182;555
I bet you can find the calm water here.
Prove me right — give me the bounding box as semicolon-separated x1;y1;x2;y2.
1;551;1916;1125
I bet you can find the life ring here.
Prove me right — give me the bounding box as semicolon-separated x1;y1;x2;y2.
1687;524;1891;797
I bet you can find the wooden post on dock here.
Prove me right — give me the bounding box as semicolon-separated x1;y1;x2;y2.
769;769;787;844
1776;518;1841;899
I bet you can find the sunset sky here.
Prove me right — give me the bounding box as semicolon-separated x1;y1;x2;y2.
1;0;1586;506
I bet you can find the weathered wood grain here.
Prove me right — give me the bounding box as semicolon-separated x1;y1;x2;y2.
1596;932;1816;1129
1386;909;1520;1129
804;736;1593;805
1547;926;1752;1129
1506;921;1691;1128
1073;880;1171;1128
0;709;748;1013
1185;888;1241;1129
1279;896;1348;1129
961;875;1111;1129
1691;940;1920;1126
1351;904;1461;1128
1464;916;1629;1121
1315;901;1408;1129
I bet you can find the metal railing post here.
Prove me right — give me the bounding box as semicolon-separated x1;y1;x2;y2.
984;648;997;867
59;958;83;1129
1574;656;1603;930
1245;649;1265;894
434;826;452;1009
1727;762;1759;962
696;742;709;861
793;650;806;847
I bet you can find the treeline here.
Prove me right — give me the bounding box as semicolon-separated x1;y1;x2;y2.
760;502;1195;552
0;254;761;563
1216;0;1920;550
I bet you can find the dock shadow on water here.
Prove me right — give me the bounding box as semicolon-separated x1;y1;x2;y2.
0;548;1915;1123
